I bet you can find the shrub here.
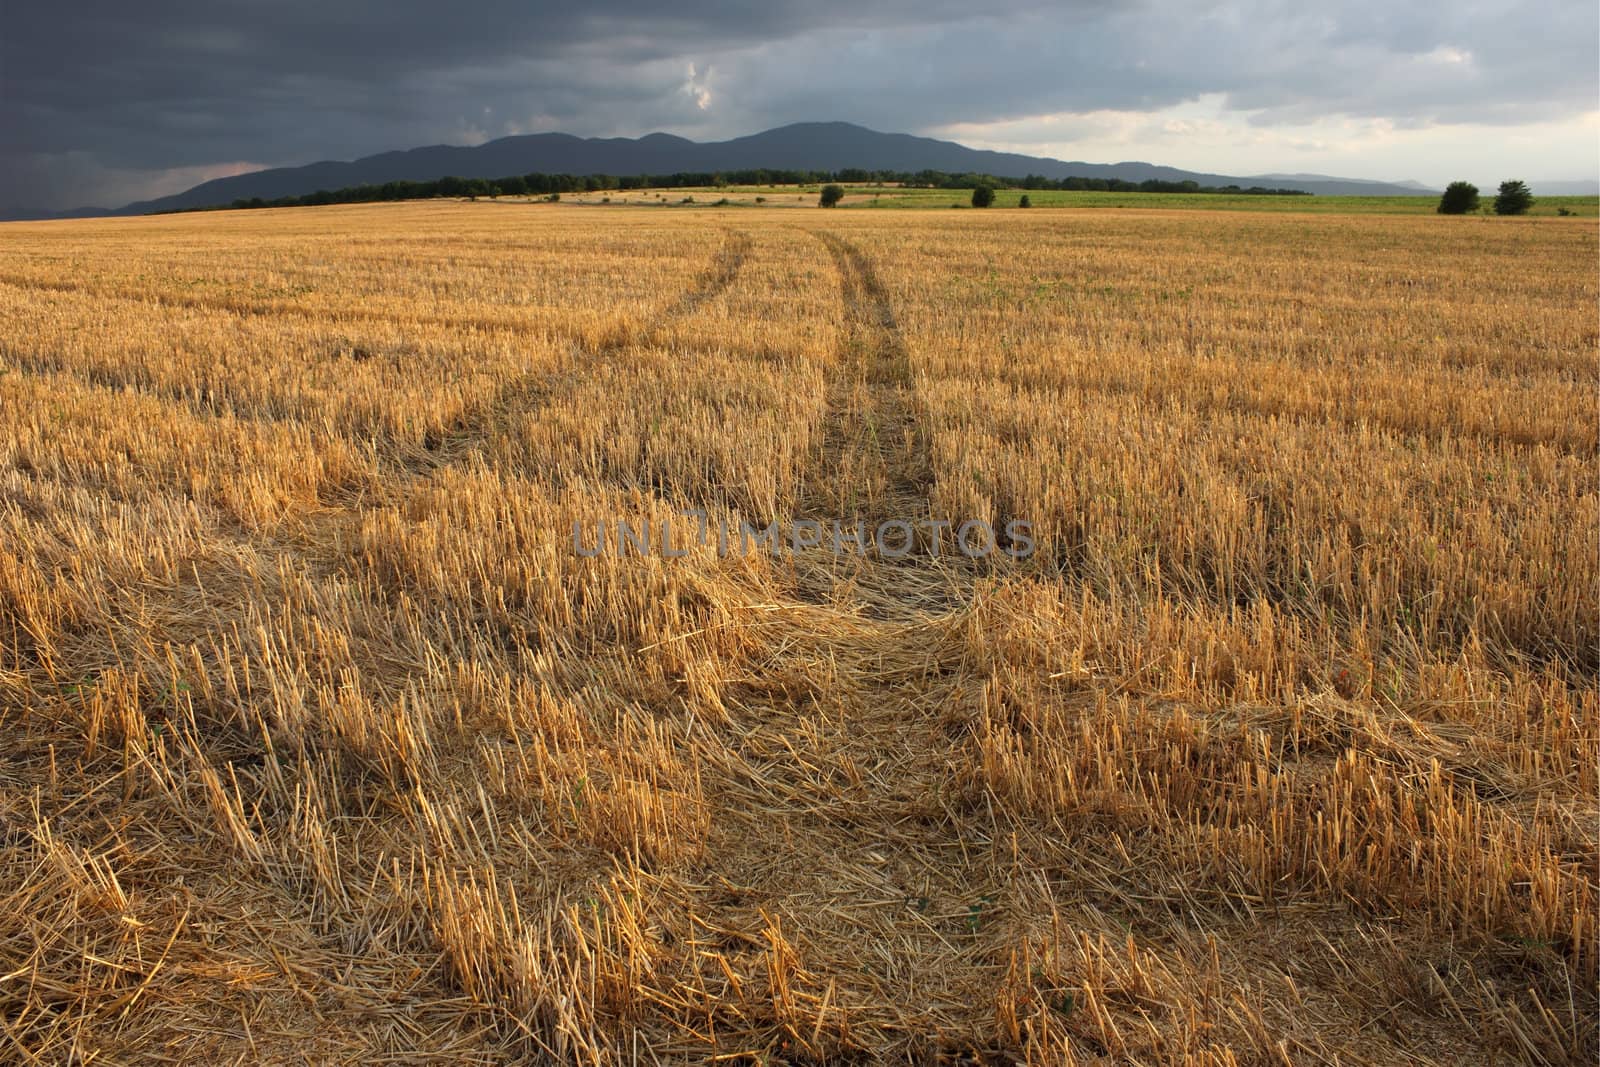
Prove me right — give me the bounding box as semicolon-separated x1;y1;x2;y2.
1019;194;1032;208
1437;182;1479;215
972;184;996;208
1494;180;1533;216
819;184;845;208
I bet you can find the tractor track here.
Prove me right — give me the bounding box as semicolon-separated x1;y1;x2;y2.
794;230;972;619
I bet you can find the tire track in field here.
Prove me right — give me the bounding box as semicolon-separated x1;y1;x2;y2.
794;230;960;617
676;234;994;1051
805;231;930;522
5;229;751;510
4;227;753;658
2;226;752;597
426;229;752;475
1;228;751;465
267;227;753;574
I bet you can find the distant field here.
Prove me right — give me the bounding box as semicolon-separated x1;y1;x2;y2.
0;203;1594;1064
549;183;1600;215
857;187;1600;215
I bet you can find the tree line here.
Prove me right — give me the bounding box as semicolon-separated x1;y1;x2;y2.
1437;180;1535;215
205;169;1312;213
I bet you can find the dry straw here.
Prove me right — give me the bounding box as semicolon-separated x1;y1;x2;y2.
0;202;1593;1063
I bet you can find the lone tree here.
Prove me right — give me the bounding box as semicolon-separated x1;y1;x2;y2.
971;184;996;208
1494;180;1534;216
819;184;845;208
1018;194;1032;208
1437;181;1479;215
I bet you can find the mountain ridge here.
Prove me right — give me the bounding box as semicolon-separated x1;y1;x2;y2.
12;122;1450;219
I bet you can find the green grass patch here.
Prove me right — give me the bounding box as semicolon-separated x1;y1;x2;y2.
548;183;1599;217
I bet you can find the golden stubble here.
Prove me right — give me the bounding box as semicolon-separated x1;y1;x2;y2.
0;201;1594;1064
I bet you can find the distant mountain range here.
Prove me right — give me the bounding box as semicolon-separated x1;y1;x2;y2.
20;121;1597;221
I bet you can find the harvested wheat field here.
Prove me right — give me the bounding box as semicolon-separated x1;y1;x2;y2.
0;201;1595;1064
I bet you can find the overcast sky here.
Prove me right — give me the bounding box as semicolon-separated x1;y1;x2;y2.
4;1;1596;210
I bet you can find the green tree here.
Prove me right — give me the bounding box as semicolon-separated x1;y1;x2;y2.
1494;180;1533;216
971;184;996;208
819;184;845;208
1436;181;1479;214
1018;194;1032;208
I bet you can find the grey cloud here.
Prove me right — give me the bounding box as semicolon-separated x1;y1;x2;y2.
3;0;1594;210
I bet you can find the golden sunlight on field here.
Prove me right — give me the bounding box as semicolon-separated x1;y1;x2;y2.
0;201;1595;1064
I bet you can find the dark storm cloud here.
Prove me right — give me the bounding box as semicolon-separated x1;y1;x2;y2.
3;0;1595;210
4;1;1017;158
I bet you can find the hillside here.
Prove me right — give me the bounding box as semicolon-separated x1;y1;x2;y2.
92;123;1438;216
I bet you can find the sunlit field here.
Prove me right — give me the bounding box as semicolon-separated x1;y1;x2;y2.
1;201;1594;1064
